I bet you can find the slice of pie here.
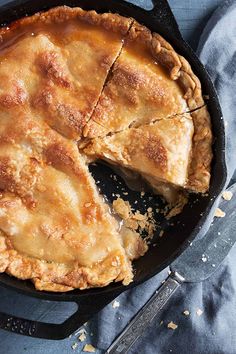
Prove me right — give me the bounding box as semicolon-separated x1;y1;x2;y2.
0;109;148;292
83;107;212;204
84;21;205;139
84;114;193;204
0;6;132;139
0;6;213;292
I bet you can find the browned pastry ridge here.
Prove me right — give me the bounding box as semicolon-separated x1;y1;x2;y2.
0;6;212;292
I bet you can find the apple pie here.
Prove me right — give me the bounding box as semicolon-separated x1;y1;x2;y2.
0;6;212;291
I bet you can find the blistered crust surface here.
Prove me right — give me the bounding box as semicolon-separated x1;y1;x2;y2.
0;6;212;292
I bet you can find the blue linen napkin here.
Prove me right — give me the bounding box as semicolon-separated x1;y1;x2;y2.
89;1;236;353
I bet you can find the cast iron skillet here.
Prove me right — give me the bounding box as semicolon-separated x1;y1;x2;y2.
0;0;226;340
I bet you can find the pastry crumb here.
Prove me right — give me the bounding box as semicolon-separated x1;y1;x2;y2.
71;342;78;350
201;254;207;262
159;230;164;237
113;198;156;240
113;198;131;220
84;202;92;208
124;218;139;230
214;208;225;218
196;308;203;316
83;344;96;352
183;310;190;316
78;332;87;342
112;300;120;308
133;212;146;221
167;321;178;330
166;194;188;219
222;191;233;201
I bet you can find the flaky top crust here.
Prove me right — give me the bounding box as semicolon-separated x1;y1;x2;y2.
0;6;212;292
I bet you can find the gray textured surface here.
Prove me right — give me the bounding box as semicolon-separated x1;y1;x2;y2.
0;0;224;353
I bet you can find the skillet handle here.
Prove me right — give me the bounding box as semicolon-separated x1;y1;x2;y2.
106;272;185;354
150;0;183;40
0;293;118;340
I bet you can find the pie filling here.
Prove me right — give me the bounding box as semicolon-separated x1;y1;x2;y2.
0;6;212;291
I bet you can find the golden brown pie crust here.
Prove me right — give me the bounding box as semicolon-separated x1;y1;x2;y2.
0;6;213;292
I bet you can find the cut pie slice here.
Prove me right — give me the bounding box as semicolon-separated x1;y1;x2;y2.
0;109;148;292
0;6;132;139
83;108;212;203
84;21;205;139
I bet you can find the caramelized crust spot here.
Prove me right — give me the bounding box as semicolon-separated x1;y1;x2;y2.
0;157;15;191
43;141;86;184
33;87;87;138
82;203;101;225
38;51;72;88
44;143;75;169
113;63;166;102
0;156;40;208
56;103;86;135
144;135;167;170
33;86;54;107
0;81;27;108
113;64;146;90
